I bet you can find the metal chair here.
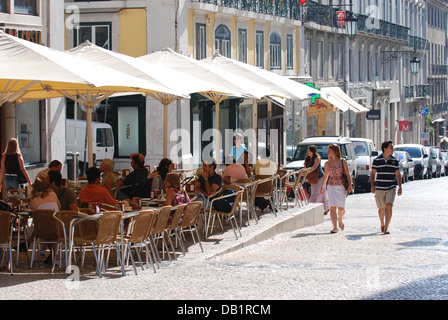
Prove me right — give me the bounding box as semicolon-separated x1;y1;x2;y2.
206;190;244;239
0;211;15;275
178;201;204;253
121;209;158;275
149;206;173;262
165;203;188;256
29;210;66;272
72;211;125;278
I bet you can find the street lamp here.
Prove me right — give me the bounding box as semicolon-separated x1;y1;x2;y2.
410;56;420;74
345;11;358;40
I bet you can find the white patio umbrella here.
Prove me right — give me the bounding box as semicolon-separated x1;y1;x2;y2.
140;48;287;166
68;43;259;160
201;53;321;100
0;30;187;167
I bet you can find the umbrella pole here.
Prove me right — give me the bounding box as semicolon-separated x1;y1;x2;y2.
86;92;94;168
164;103;168;159
215;101;220;170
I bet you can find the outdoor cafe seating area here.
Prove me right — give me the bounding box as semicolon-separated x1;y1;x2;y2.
0;167;312;278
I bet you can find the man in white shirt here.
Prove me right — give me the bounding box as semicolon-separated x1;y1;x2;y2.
253;147;277;176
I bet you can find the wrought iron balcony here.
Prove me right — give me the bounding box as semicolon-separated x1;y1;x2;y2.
405;85;414;98
356;14;409;41
192;0;301;20
415;84;430;98
431;64;448;75
407;35;429;51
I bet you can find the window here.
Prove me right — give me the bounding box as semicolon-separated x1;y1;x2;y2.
238;29;247;63
317;41;323;78
17;101;42;165
215;24;231;58
75;23;111;49
256;31;264;68
14;0;37;15
329;43;334;78
286;34;293;69
338;43;344;79
196;23;206;60
269;32;281;70
0;0;8;13
305;39;311;76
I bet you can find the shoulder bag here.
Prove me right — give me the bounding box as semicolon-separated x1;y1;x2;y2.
341;159;350;190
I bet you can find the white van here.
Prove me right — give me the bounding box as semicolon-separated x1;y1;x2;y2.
66;119;114;171
350;138;378;189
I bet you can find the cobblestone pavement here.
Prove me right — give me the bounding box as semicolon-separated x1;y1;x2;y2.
1;176;447;301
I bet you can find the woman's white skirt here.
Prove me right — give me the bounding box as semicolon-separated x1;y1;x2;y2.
326;185;347;208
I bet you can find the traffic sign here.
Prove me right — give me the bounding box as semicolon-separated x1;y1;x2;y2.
420;108;429;116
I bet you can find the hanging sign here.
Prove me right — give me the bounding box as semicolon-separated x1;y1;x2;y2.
399;121;410;131
366;110;381;120
337;11;346;26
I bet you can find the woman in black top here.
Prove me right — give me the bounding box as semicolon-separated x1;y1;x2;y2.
304;145;329;214
0;138;31;191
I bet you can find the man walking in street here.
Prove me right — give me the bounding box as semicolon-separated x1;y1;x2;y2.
370;140;402;234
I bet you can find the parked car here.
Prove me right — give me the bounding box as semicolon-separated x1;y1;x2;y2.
424;146;438;178
350;138;378;190
392;151;405;183
395;150;415;182
441;151;448;175
394;144;428;180
285;136;358;192
432;147;444;177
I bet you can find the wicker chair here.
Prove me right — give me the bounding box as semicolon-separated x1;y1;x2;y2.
206;189;244;240
72;211;125;278
121;210;158;275
29;210;66;272
0;211;15;275
149;206;173;262
253;175;278;217
165;203;188;257
178;201;203;253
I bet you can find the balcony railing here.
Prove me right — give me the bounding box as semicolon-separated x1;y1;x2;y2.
407;35;429;50
431;64;448;75
405;86;414;98
356;14;409;41
415;84;430;97
192;0;301;20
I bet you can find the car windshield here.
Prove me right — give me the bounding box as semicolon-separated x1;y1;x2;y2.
396;152;406;161
293;144;331;161
394;147;421;158
352;141;369;156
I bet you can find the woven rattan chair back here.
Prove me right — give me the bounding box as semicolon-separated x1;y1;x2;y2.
94;211;123;245
30;210;61;241
179;201;202;228
166;204;187;232
0;211;13;242
151;206;172;234
128;210;157;243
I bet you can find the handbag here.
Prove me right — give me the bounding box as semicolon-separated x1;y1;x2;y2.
308;171;319;184
17;170;28;185
341;160;350;190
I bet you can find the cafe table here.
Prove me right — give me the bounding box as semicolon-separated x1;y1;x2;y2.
13;211;31;266
232;179;260;227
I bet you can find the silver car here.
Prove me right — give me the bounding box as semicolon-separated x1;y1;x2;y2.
395;151;415;182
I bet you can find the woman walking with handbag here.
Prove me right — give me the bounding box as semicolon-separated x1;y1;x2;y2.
305;146;329;215
0;138;31;192
320;144;352;233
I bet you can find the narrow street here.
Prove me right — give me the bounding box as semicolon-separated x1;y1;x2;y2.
2;176;447;302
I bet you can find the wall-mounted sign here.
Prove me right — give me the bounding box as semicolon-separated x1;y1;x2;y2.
399;120;410;131
366;110;381;120
336;11;346;26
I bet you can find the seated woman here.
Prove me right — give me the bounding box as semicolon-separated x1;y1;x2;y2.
29;177;61;265
149;158;174;192
160;173;190;207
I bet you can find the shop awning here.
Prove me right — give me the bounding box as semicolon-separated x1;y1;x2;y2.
320;87;369;113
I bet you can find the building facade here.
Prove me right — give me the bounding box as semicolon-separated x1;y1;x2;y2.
1;0;66;181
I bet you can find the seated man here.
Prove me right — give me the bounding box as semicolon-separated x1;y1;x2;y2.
195;158;222;199
36;160;62;182
79;167;116;207
116;153;150;199
49;171;77;211
222;155;248;184
99;158;118;195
